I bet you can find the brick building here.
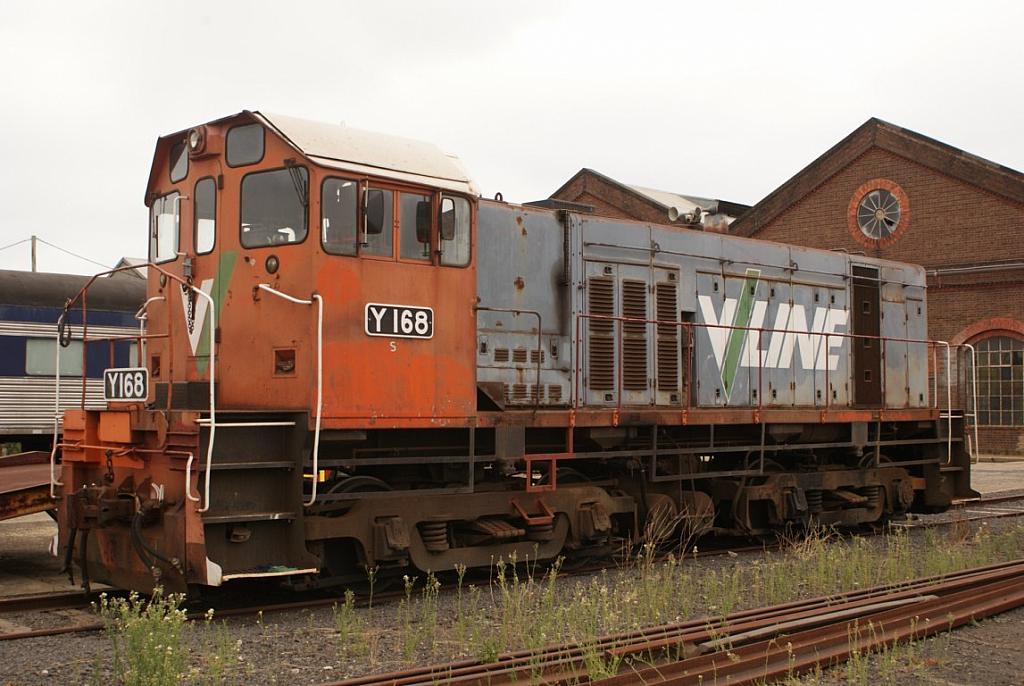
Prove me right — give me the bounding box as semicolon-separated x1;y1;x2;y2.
730;118;1024;455
547;168;749;232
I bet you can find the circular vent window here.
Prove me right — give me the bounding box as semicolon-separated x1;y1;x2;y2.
847;179;910;248
856;189;901;239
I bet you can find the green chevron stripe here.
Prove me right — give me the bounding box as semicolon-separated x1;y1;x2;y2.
721;268;761;397
196;250;238;375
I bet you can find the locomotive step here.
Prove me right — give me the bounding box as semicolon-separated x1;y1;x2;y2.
201;511;297;524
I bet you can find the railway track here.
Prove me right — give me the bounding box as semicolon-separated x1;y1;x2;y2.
2;491;1022;644
321;559;1024;686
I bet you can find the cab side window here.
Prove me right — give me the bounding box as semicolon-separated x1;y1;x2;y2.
194;178;216;254
399;192;431;262
440;195;471;267
321;177;358;255
363;188;393;257
149;192;180;263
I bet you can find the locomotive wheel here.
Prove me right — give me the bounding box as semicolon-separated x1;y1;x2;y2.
321;475;392;516
316;476;396;588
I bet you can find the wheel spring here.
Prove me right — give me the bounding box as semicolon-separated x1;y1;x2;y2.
806;489;824;514
419;521;450;552
526;521;554;542
864;485;883;509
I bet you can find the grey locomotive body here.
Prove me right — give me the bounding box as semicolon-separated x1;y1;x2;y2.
476;200;928;412
474;199;970;534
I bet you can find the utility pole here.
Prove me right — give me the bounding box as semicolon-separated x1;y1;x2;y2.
30;235;37;272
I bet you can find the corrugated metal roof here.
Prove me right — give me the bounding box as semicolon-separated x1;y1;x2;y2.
254;112;478;196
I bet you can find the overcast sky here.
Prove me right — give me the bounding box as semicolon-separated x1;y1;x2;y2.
1;0;1021;275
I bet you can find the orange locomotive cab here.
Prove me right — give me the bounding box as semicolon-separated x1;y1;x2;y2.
58;111;484;591
144;111;479;423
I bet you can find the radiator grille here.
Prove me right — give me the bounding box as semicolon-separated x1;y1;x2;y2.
587;277;615;391
621;280;648;391
656;282;679;391
512;349;528;364
494;348;509;363
505;384;538;403
547;384;562;402
529;349;545;364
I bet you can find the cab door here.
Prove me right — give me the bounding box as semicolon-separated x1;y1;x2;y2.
315;177;477;424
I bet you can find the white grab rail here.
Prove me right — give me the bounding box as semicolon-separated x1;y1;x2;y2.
256;284;324;507
134;296;164;366
191;286;217;513
49;324;63;497
185;453;200;502
961;343;981;462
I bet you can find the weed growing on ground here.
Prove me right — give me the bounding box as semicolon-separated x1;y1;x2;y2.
378;522;1024;674
365;564;379;609
332;589;364;659
198;615;242;686
88;521;1024;684
96;588;189;686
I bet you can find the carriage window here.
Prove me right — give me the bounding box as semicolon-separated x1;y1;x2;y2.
226;124;264;167
149;192;180;263
194;178;216;254
440;195;471;267
240;167;308;247
363;188;393;257
169;142;188;183
400;192;432;262
26;339;84;376
321;177;358;255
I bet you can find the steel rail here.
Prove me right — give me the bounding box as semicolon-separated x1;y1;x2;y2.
4;501;1021;643
314;559;1024;686
597;574;1024;686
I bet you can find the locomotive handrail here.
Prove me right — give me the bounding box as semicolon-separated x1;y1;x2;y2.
576;313;955;400
134;296;166;366
255;284;324;507
573;311;970;479
185;453;201;503
50;263;216;508
49;324;64;496
574;312;963;462
961;343;981;462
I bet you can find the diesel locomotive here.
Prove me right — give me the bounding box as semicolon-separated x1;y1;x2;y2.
53;111;976;592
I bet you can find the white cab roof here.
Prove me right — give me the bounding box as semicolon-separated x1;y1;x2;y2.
255;112;478;196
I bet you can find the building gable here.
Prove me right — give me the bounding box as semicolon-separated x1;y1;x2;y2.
732;119;1024;239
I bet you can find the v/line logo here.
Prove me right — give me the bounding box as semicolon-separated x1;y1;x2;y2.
697;269;849;397
179;278;215;355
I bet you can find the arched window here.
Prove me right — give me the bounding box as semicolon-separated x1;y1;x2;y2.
972;336;1024;426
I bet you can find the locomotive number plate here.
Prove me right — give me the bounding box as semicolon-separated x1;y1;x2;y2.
365;303;434;339
104;367;149;402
